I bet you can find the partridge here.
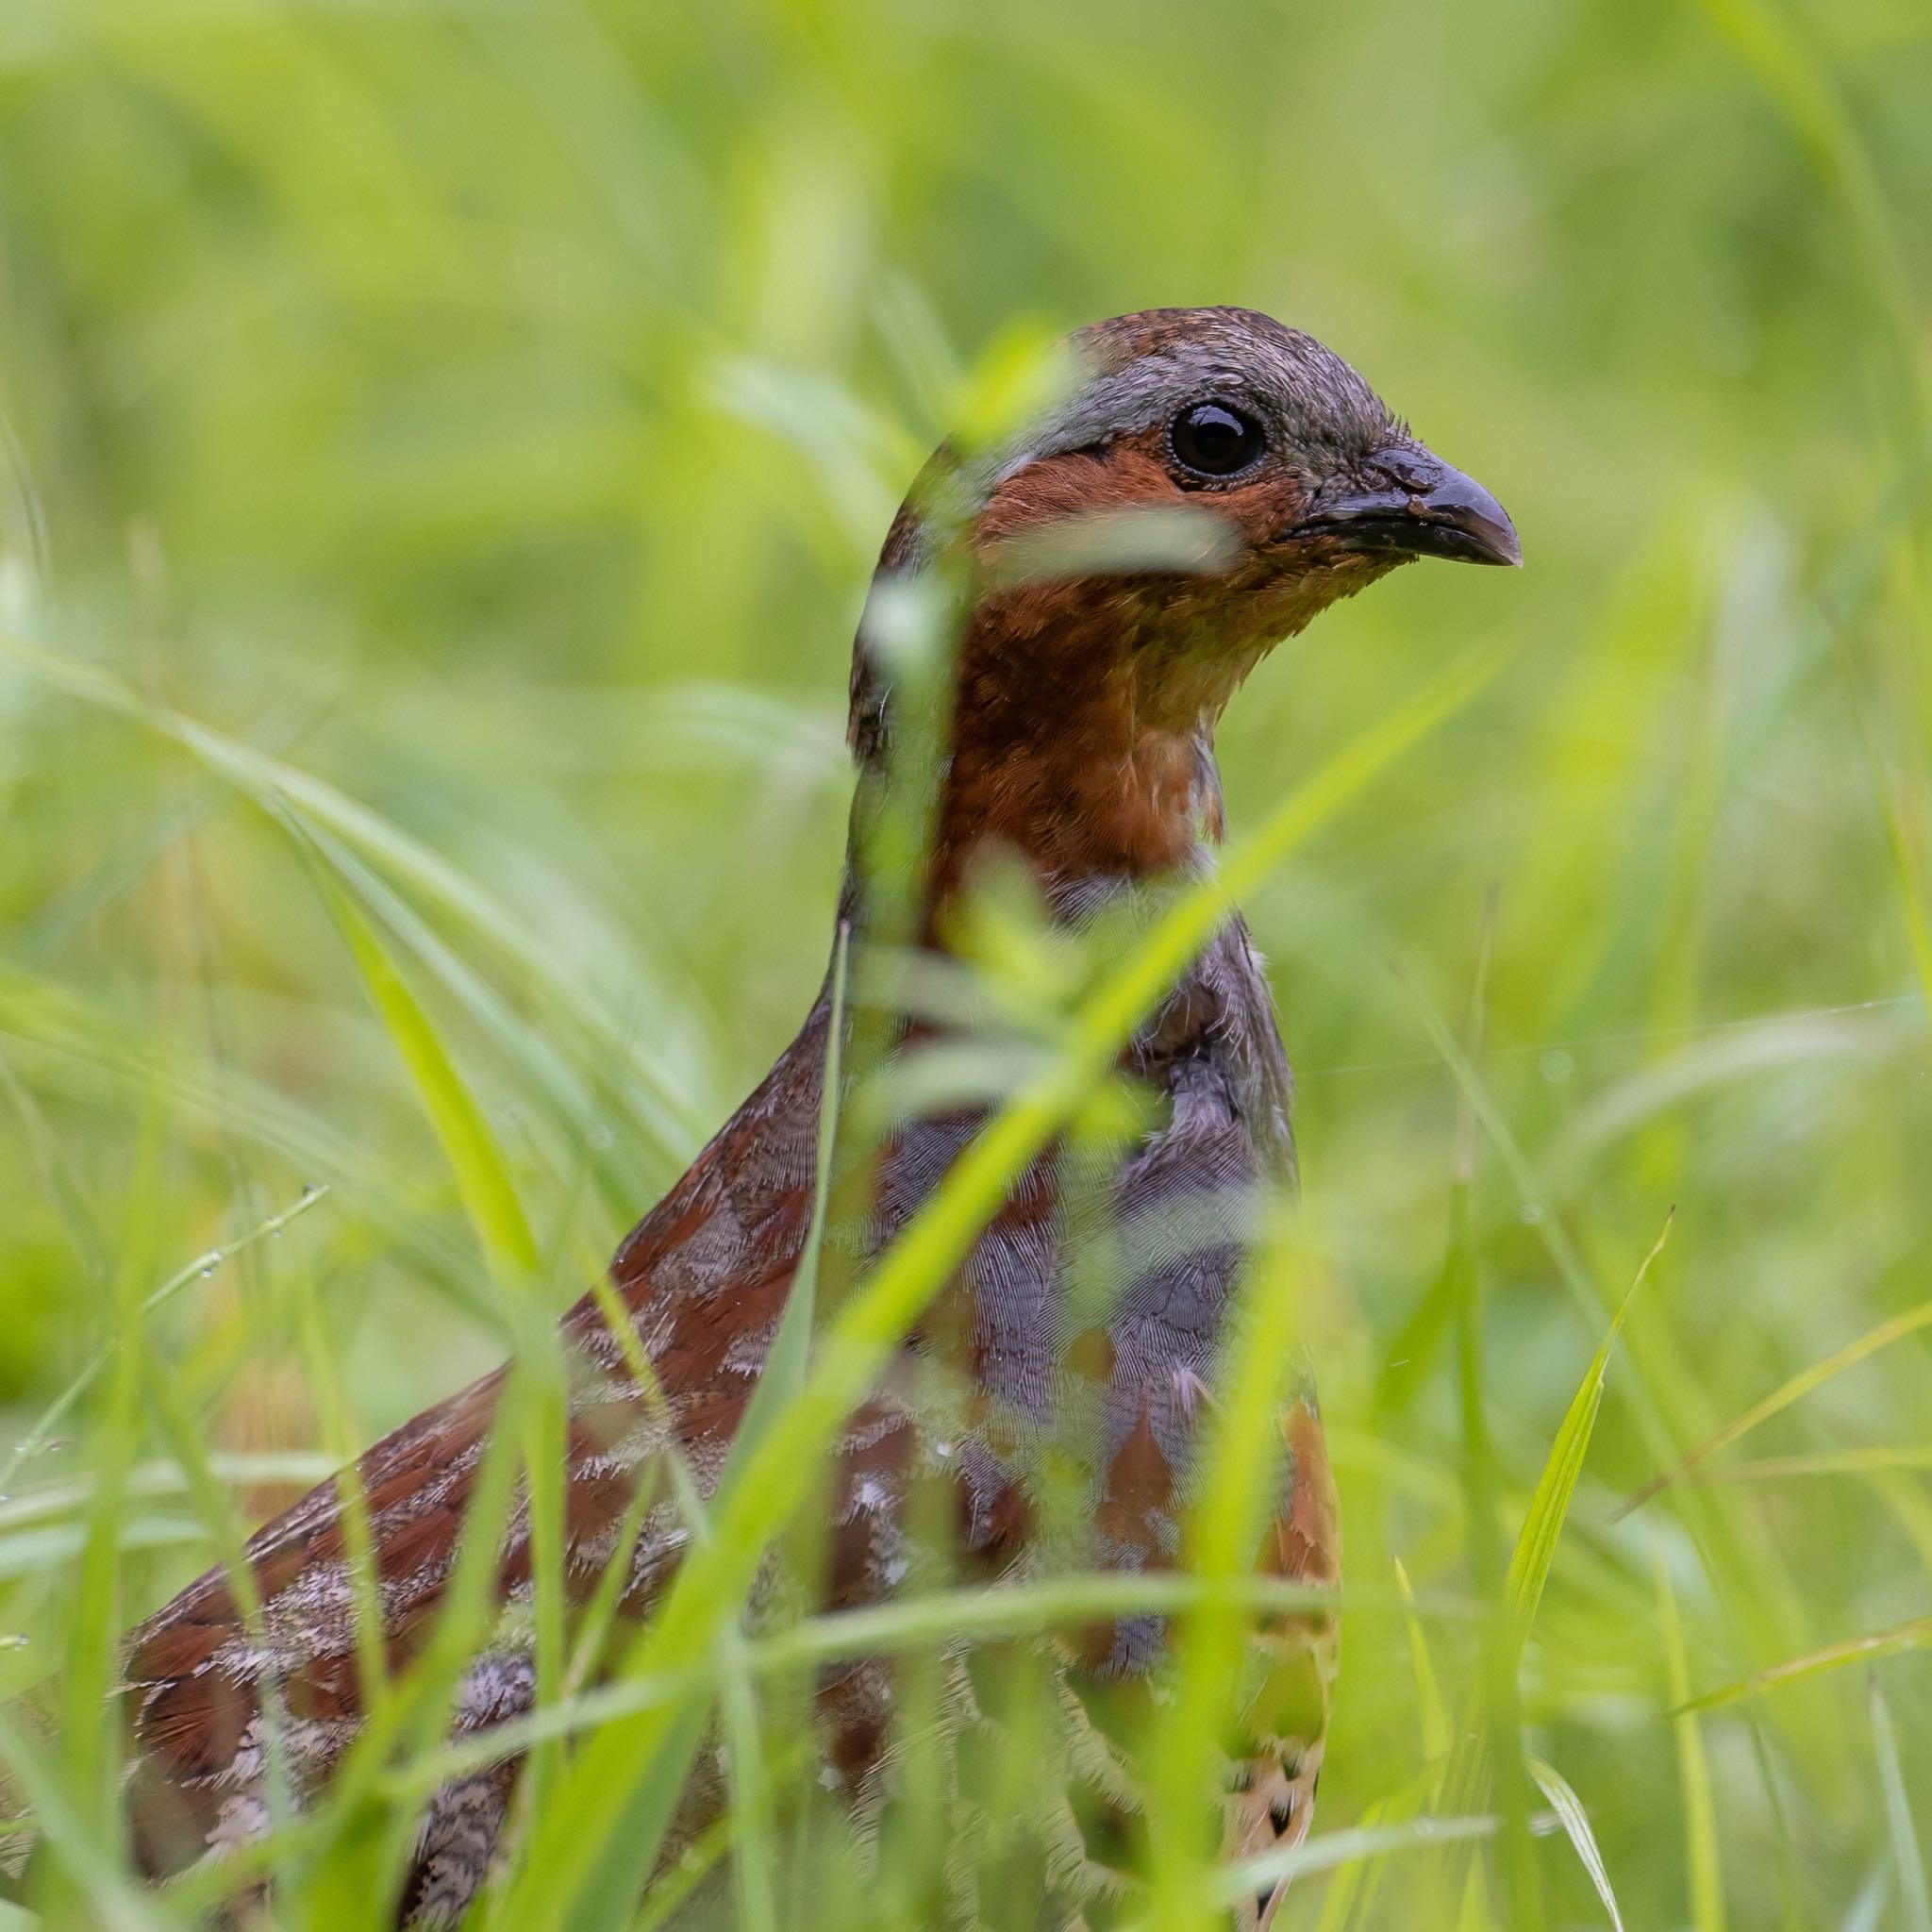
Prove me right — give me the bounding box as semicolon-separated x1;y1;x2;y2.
94;307;1520;1925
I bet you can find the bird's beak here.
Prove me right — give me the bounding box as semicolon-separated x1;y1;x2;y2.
1297;444;1522;568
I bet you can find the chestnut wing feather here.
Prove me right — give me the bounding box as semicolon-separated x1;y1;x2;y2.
120;1004;831;1879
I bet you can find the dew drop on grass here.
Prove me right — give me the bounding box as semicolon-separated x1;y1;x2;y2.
1520;1202;1543;1225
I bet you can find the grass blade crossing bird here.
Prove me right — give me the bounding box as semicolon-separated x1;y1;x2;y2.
37;307;1519;1926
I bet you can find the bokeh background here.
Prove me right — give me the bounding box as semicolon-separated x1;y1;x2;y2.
3;0;1932;1925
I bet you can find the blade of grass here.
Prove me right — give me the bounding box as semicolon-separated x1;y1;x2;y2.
46;1104;162;1920
0;1709;175;1932
1868;1672;1931;1932
299;821;642;1210
1696;0;1927;420
1840;1862;1891;1932
1680;1616;1932;1712
1508;1218;1668;1627
1312;1784;1422;1932
1141;1215;1320;1932
1655;1540;1726;1932
0;627;706;1158
1438;1215;1667;1888
1205;1810;1562;1921
702;924;849;1932
1686;1446;1932;1482
0;1186;330;1496
310;858;538;1278
1618;1296;1932;1517
1396;1557;1452;1766
382;1569;1364;1805
715;1624;776;1932
1440;891;1539;1925
1525;1754;1624;1932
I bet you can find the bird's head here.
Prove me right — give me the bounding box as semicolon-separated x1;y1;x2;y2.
853;306;1520;905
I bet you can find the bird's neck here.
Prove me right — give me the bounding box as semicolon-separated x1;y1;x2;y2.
920;598;1254;922
928;703;1221;914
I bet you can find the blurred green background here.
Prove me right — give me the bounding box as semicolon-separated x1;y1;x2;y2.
3;0;1931;1925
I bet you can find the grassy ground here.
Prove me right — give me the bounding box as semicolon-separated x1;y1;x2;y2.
2;0;1931;1925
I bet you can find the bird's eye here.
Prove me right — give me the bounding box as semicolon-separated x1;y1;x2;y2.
1170;400;1265;479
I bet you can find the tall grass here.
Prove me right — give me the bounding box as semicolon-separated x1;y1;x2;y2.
2;1;1930;1926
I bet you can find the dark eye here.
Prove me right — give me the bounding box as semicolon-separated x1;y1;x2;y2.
1170;400;1265;479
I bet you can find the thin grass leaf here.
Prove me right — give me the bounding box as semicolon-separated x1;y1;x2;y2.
1398;965;1624;1332
1143;1217;1320;1930
1437;1210;1667;1901
0;1709;175;1932
715;1625;777;1932
728;920;850;1462
1687;1446;1932;1482
1525;1755;1624;1932
1696;0;1928;416
1869;1672;1932;1932
1680;1615;1932;1712
49;1106;158;1897
382;1570;1359;1801
0;627;706;1157
1396;1557;1453;1765
0;1453;337;1536
1655;1541;1726;1932
1432;891;1541;1924
0;1187;330;1496
0;971;365;1197
1840;1861;1891;1932
310;861;539;1278
1507;1216;1669;1627
298;821;642;1208
1205;1810;1562;1919
1619;1296;1932;1517
1310;1785;1422;1932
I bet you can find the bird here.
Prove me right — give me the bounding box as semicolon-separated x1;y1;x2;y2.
48;307;1520;1926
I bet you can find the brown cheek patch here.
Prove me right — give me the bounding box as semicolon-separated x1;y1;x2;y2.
1212;469;1314;549
975;442;1186;550
978;425;1308;552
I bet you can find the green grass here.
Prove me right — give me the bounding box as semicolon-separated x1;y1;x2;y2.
2;0;1932;1926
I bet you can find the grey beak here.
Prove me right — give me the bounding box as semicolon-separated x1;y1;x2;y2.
1299;445;1522;568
